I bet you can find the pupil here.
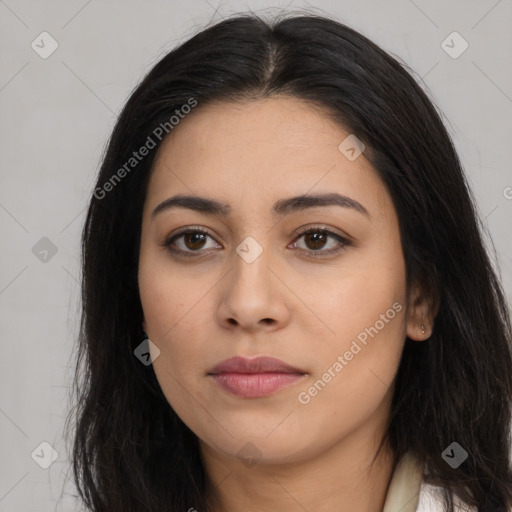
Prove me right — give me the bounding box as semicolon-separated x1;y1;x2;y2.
186;233;206;249
183;232;328;251
307;232;326;250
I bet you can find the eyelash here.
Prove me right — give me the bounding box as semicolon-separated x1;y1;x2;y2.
162;225;352;259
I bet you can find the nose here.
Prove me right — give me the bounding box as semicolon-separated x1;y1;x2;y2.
216;245;291;332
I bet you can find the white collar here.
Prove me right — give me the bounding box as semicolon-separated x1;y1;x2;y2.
383;453;477;512
383;452;423;512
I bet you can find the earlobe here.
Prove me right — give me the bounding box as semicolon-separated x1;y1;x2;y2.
407;319;430;341
406;280;438;341
407;319;431;342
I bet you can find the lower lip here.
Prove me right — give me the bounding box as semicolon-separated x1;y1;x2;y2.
211;372;305;398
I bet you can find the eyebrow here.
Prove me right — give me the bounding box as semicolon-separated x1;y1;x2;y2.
151;192;370;219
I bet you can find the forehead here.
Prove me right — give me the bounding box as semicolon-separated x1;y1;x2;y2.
146;96;394;224
154;95;352;164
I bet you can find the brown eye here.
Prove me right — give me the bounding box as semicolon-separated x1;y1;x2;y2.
163;228;219;256
292;227;351;257
183;232;208;250
303;231;329;250
163;226;351;259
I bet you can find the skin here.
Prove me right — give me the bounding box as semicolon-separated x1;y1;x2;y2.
138;96;434;512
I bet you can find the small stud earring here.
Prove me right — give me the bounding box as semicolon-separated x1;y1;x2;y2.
421;325;425;335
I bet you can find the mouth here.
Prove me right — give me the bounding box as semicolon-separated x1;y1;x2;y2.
208;356;307;398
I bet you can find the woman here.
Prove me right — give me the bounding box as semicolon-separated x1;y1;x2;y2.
66;12;512;512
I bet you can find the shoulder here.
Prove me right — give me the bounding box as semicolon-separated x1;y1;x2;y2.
416;481;477;512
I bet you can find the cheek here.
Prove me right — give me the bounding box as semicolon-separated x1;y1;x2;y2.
294;297;407;444
138;260;193;377
297;239;407;402
140;280;204;358
138;264;211;418
139;248;202;336
138;251;223;392
302;237;407;346
302;291;407;401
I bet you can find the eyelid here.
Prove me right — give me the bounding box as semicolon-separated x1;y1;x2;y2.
162;225;219;255
290;225;353;257
162;224;353;258
293;224;351;241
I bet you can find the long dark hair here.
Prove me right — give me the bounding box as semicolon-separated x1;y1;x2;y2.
65;12;512;511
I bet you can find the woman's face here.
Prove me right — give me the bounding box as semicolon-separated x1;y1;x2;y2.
138;96;422;468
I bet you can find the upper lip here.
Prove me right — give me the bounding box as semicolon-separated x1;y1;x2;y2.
208;356;305;375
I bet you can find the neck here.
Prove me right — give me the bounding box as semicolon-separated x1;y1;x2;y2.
201;421;396;512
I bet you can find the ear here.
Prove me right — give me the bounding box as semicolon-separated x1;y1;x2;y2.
406;279;439;341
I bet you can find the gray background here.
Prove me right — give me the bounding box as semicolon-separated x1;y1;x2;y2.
0;0;511;510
